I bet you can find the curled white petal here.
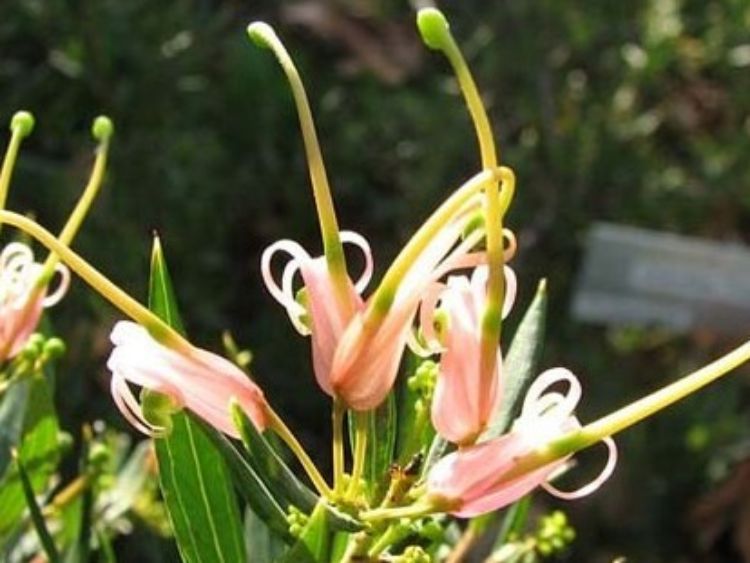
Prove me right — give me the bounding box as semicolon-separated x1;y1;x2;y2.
340;230;373;294
260;239;311;335
542;436;618;500
42;263;71;307
521;368;582;423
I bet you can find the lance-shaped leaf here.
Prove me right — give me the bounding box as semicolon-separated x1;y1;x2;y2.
0;371;60;539
232;403;363;533
15;450;60;563
346;392;396;502
195;417;290;539
481;279;548;441
148;236;247;563
244;507;286;563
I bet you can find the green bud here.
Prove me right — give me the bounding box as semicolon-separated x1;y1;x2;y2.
416;8;451;51
88;442;110;467
43;337;67;360
92;115;114;141
141;389;179;435
247;22;276;50
11;111;34;137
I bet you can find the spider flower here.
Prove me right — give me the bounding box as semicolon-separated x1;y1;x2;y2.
329;172;495;410
107;321;268;437
426;368;617;517
423;263;517;444
0;242;69;361
261;232;372;396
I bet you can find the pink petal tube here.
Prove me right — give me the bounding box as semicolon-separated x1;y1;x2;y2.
427;368;618;517
0;242;70;361
107;321;268;437
261;231;372;395
331;217;485;410
430;265;517;444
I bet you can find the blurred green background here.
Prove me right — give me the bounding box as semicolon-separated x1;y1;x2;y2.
2;0;750;560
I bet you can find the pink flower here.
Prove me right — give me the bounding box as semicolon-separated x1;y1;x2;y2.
0;242;69;361
261;231;373;396
426;368;617;517
107;321;268;437
330;211;485;410
423;264;517;444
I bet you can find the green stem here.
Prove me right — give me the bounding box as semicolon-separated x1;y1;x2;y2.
266;407;333;497
347;411;368;498
360;498;438;522
332;398;345;495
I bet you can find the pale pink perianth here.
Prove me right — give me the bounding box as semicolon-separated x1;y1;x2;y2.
427;368;617;517
427;265;517;444
261;231;372;396
0;242;69;361
330;215;486;411
107;321;268;437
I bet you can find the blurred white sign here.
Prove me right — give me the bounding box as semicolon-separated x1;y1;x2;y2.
572;223;750;334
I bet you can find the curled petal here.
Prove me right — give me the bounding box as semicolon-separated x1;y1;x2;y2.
260;239;310;334
520;367;582;423
42;264;71;307
340;230;374;294
542;436;618;500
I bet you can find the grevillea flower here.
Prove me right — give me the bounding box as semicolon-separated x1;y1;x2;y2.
421;262;517;444
329;176;494;410
107;321;268;437
261;232;372;395
426;368;617;517
0;242;69;361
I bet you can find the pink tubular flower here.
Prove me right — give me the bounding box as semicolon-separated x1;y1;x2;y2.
330;208;486;411
261;231;373;395
423;264;517;444
0;242;69;361
107;321;268;437
426;368;617;517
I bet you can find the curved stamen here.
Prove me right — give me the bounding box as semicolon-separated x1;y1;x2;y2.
39;116;113;284
0;112;34;233
0;211;191;352
542;437;618;500
248;22;351;310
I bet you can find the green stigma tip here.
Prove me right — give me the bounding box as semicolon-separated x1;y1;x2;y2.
416;8;451;51
10;111;34;138
92;115;114;141
247;21;276;49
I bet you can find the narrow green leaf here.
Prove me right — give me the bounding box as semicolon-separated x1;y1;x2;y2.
243;507;285;563
364;393;396;501
0;373;60;537
15;452;60;563
148;236;246;563
231;405;362;533
481;279;548;441
278;501;330;563
494;496;532;550
195;417;291;539
231;402;317;511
